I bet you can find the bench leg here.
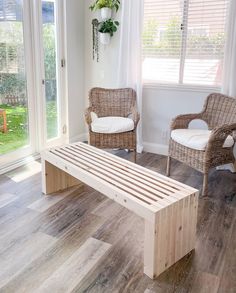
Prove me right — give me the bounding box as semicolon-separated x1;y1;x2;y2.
42;159;83;195
144;218;159;279
144;193;198;279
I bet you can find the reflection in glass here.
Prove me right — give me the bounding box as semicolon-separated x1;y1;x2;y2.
0;0;29;155
42;0;59;139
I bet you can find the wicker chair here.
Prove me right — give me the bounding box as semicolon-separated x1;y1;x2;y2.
85;88;140;162
167;93;236;196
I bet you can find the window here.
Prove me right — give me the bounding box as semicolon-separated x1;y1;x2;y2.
143;0;229;87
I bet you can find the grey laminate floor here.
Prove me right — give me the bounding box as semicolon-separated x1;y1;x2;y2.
0;151;235;293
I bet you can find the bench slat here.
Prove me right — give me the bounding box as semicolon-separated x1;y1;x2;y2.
76;143;197;193
62;146;178;204
67;145;184;199
51;149;166;208
52;149;170;207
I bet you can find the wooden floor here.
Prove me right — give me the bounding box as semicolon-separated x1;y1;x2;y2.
0;151;235;293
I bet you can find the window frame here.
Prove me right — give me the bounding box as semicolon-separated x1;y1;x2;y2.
142;0;228;89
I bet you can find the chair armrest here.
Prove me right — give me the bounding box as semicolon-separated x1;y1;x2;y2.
84;107;93;126
130;107;140;129
171;113;205;130
206;123;236;153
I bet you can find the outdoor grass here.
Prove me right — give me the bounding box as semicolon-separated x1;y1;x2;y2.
0;101;57;155
0;104;28;154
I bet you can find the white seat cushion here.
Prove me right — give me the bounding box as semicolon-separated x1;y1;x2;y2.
91;116;134;134
171;129;234;151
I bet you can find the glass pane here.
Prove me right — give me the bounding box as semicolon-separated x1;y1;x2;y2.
183;0;229;86
0;0;29;155
42;0;59;139
143;0;184;83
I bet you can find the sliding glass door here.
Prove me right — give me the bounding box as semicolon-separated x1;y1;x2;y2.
0;0;66;169
42;0;59;140
40;0;66;148
0;0;30;156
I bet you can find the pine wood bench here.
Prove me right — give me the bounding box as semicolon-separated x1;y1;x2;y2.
41;142;199;279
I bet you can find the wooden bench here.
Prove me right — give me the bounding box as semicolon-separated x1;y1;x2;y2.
41;142;199;279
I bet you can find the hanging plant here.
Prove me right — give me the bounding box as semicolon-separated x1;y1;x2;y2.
98;19;119;45
90;1;120;61
89;0;120;12
98;19;119;37
92;18;99;62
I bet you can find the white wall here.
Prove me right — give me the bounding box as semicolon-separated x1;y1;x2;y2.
142;86;214;154
64;0;86;142
84;0;121;96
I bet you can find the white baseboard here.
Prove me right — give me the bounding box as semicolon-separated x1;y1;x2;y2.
69;133;88;143
137;144;144;154
143;142;168;156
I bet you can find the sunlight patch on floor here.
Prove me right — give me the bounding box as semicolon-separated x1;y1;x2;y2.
7;161;42;182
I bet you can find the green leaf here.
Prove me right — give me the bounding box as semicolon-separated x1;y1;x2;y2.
89;0;120;11
97;19;119;36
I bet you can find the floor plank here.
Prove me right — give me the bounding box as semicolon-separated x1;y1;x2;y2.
6;161;42;183
35;237;111;293
27;186;79;213
190;272;220;293
91;198;124;220
0;193;18;208
0;213;105;293
0;232;57;288
217;215;236;293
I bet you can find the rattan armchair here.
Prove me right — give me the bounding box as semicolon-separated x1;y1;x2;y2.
85;88;140;162
167;93;236;196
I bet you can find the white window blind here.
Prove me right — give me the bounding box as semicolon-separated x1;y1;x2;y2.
143;0;229;86
0;0;22;21
0;0;24;76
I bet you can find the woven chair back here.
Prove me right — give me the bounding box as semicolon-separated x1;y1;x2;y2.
89;88;136;118
202;93;236;129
